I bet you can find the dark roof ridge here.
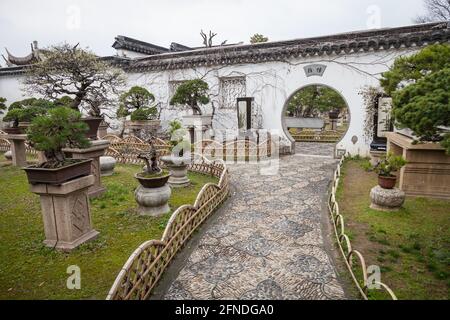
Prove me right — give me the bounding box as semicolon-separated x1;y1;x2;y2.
129;22;449;71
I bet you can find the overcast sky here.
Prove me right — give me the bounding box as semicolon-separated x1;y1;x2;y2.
0;0;427;58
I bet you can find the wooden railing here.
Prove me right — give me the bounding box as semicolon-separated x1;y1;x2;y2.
329;157;397;300
106;156;229;300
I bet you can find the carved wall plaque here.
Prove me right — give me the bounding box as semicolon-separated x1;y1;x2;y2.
304;64;327;77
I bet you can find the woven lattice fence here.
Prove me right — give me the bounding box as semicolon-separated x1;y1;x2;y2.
0;137;10;152
106;157;229;300
103;135;170;165
329;157;397;300
193;137;272;162
290;129;342;143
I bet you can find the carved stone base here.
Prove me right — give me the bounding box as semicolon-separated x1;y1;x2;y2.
135;184;171;217
161;156;190;188
30;175;99;252
63;140;110;198
370;185;405;211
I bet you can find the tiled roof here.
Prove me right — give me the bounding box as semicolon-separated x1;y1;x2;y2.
1;22;448;76
130;22;450;72
112;35;169;55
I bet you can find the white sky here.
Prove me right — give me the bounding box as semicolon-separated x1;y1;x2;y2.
0;0;427;58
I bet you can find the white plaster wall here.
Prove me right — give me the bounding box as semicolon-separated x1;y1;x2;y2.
126;47;418;156
0;47;419;155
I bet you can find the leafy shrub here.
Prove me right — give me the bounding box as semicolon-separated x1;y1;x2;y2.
3;98;55;127
168;120;190;156
381;44;450;153
372;152;407;177
130;106;158;121
27;107;90;167
170;79;209;115
117;86;157;120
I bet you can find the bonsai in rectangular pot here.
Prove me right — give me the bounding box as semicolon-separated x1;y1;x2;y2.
23;107;92;185
118;86;161;137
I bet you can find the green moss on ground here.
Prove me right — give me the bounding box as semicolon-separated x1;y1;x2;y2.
0;158;217;299
336;158;450;300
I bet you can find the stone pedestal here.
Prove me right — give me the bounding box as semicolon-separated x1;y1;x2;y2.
135;184;171;216
370;185;405;211
3;134;27;167
63;140;110;198
182;115;212;144
386;132;450;200
100;156;117;176
30;175;99;251
161;156;190;188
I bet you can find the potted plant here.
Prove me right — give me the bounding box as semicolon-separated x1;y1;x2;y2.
135;141;171;188
134;139;171;216
55;96;104;140
170;79;212;131
373;152;407;189
24;44;125;140
23;107;92;185
118;86;160;137
2;98;53;134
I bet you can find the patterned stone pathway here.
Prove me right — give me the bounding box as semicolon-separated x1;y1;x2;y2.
164;143;346;300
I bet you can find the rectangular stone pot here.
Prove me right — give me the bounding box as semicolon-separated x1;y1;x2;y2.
23;159;92;185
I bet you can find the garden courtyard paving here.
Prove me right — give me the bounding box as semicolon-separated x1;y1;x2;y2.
162;143;347;300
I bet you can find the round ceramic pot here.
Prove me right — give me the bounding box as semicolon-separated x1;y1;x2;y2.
134;172;171;188
378;175;397;189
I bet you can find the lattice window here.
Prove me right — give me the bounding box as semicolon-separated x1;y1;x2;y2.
220;77;246;109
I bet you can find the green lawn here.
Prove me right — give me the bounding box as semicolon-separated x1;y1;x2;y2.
337;158;450;300
0;154;218;299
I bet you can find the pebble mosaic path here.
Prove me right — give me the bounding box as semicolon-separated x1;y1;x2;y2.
164;143;346;300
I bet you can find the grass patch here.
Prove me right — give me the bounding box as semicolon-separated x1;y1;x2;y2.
0;157;218;299
336;158;450;300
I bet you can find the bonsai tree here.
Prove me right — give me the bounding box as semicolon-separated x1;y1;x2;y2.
27;107;90;168
0;97;6;116
24;43;125;117
381;44;450;153
117;86;158;121
3;98;54;128
373;152;407;178
170;79;210;115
